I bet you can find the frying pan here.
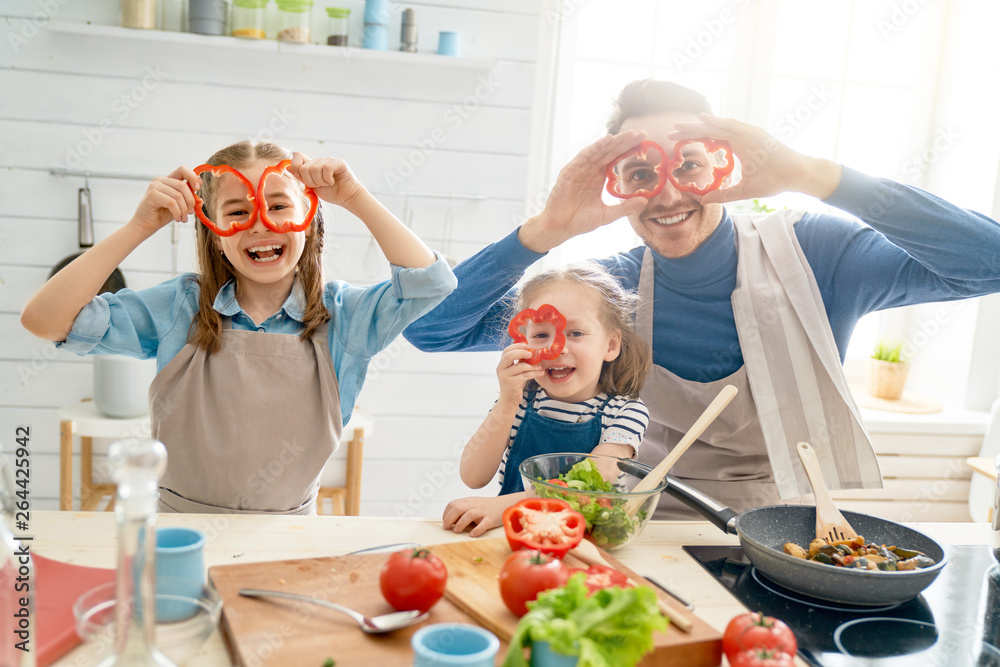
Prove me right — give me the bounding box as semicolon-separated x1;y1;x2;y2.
662;474;947;606
48;186;126;294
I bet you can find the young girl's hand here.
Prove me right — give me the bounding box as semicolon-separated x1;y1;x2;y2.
442;495;514;537
497;343;544;406
130;166;202;236
288;152;365;209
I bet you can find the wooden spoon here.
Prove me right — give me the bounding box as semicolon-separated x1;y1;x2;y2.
624;385;738;517
795;441;859;543
569;539;692;633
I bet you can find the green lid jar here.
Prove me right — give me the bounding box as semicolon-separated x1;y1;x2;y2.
325;6;349;46
232;0;268;39
276;0;313;43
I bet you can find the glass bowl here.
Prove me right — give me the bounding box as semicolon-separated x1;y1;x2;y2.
519;453;666;551
73;577;222;665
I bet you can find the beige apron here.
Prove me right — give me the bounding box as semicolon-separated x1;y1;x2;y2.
148;319;342;515
638;210;881;519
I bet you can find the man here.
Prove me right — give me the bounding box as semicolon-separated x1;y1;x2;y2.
405;79;1000;520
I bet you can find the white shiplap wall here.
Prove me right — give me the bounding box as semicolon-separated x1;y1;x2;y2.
1;0;552;518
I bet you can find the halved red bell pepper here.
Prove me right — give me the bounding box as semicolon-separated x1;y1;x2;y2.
190;164;258;237
257;158;319;234
605;140;669;199
502;497;586;558
507;304;567;365
666;138;735;196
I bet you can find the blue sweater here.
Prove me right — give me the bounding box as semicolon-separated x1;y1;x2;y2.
404;168;1000;382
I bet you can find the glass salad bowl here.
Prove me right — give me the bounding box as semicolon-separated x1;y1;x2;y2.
73;577;222;665
519;453;666;551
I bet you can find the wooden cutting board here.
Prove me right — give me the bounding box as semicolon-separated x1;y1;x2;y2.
209;538;722;667
433;538;722;667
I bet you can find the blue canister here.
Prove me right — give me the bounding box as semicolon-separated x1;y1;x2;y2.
530;641;578;667
412;623;499;667
362;0;388;50
437;30;461;57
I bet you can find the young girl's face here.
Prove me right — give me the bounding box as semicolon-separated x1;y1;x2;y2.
211;160;311;291
522;281;621;403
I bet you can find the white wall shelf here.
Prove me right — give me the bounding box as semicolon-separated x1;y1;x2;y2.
45;20;497;70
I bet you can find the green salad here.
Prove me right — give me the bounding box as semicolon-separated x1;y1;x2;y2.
501;572;667;667
531;459;647;548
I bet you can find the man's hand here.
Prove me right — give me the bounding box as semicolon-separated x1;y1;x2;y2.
518;131;649;253
669;114;843;204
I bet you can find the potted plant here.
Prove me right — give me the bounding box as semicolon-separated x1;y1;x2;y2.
866;339;910;400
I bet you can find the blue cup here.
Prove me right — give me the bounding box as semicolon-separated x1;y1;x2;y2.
155;527;206;621
437;31;461;57
412;623;499;666
530;641;578;667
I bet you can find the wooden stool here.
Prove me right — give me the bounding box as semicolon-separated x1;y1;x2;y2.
58;401;151;511
316;411;373;516
967;456;999;523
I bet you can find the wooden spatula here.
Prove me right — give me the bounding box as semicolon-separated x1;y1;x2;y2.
624;385;738;517
795;441;858;543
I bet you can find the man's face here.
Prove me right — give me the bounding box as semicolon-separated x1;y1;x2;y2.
619;112;725;258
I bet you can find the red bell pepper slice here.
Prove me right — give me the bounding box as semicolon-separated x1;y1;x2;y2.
604;140;669;199
666;138;735;196
502;497;586;559
569;564;631;594
256;158;319;234
507;304;567;365
189;164;258;237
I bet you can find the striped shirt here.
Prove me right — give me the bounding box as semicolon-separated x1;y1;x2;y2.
497;389;649;484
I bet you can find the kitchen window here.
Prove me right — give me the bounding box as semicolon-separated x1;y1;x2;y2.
541;0;1000;411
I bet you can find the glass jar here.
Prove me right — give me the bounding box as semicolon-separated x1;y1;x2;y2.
232;0;268;39
325;6;349;46
276;0;312;43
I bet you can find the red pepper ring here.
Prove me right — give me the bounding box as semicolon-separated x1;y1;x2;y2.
507;304;567;365
256;158;319;234
189;164;259;237
666;138;736;196
604;140;669;200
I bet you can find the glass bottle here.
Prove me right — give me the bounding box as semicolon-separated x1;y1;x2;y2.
106;439;175;667
232;0;268;39
275;0;313;43
325;7;349;46
0;445;35;667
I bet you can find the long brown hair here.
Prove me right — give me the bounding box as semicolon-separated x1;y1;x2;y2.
189;141;329;353
515;263;651;399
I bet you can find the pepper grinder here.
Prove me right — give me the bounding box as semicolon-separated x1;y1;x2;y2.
400;8;417;52
107;439;175;667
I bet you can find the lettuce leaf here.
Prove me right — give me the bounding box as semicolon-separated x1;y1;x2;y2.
501;573;668;667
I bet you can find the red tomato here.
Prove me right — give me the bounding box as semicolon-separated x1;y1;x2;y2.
502;497;586;558
731;648;796;667
722;612;797;662
546;478;570;487
570;564;630;594
498;549;570;617
379;548;448;613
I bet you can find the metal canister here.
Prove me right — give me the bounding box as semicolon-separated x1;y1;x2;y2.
400;8;417;52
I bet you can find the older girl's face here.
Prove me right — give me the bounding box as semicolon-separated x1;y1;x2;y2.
211;160;311;291
522;281;621;403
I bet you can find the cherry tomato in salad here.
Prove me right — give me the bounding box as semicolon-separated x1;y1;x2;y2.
379;547;448;613
502;497;586;558
730;648;796;667
722;612;797;662
498;549;571;617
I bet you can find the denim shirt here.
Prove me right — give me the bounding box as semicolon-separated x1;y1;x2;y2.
59;253;457;424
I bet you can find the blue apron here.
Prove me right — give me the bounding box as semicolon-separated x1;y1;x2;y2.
499;388;615;495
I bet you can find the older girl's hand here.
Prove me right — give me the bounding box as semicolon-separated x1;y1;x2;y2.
442;495;514;537
130;166;201;236
288;152;365;208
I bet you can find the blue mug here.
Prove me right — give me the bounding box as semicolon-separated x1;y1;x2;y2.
412;623;499;666
530;641;578;667
155;527;206;621
437;31;461;57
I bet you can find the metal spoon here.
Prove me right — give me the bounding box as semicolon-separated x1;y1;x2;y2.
239;588;429;634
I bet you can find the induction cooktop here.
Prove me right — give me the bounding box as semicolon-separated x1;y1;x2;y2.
683;545;1000;666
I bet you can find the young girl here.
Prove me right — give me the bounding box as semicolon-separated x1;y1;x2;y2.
442;263;651;536
21;141;456;514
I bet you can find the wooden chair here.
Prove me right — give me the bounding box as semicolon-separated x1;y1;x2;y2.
316;411;373;516
58;400;150;511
